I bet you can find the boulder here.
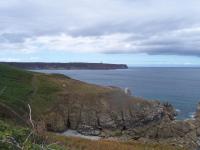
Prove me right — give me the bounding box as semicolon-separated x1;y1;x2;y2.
77;125;101;136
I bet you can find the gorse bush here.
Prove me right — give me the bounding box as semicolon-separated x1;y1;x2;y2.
0;121;64;150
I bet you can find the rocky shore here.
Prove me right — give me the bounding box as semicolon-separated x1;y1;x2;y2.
54;101;200;150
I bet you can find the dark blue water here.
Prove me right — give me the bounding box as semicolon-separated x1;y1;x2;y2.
35;67;200;120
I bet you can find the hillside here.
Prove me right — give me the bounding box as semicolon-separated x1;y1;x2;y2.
0;62;128;70
0;64;199;150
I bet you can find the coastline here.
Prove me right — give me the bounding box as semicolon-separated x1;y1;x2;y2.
0;62;128;70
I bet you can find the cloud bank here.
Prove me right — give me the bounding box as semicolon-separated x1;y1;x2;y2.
1;0;200;56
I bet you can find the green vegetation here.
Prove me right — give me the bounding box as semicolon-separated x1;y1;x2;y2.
0;121;64;150
0;64;33;114
0;122;185;150
48;133;185;150
0;64;63;119
0;63;112;119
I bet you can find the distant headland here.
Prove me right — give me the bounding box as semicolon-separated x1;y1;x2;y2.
0;62;128;70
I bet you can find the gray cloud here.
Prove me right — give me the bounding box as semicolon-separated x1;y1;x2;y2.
0;0;200;56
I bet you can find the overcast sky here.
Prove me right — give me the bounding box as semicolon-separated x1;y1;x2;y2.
1;0;200;66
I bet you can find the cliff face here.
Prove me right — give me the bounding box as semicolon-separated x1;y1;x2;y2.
0;62;128;70
44;93;175;133
119;103;200;150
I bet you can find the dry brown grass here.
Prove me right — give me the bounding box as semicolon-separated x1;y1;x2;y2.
47;133;186;150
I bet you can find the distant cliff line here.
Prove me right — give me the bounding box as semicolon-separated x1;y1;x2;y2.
0;62;128;70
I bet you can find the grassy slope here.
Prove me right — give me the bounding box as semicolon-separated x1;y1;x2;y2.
0;64;33;113
0;64;112;119
0;64;61;122
49;133;185;150
0;64;185;150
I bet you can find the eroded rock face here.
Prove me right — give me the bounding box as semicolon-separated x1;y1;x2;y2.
45;112;66;132
126;104;200;150
42;90;176;135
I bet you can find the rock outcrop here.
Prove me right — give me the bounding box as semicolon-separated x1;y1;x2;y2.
122;103;200;150
40;87;179;144
42;92;175;132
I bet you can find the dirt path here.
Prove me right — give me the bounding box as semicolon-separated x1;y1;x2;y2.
61;130;101;140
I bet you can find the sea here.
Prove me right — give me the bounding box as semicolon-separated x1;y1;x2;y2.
34;67;200;120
